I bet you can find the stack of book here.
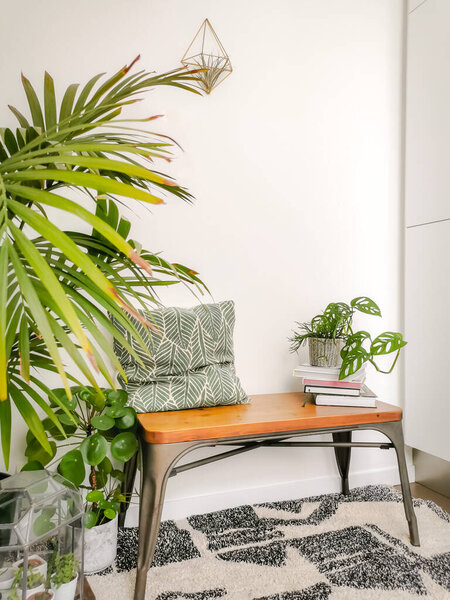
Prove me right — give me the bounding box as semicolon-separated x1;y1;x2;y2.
293;364;377;408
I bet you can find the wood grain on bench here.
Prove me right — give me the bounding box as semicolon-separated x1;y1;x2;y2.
138;392;402;443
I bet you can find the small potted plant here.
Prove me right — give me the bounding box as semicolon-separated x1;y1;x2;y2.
8;566;46;599
27;592;54;600
23;387;139;573
290;296;406;378
13;556;47;581
50;553;78;600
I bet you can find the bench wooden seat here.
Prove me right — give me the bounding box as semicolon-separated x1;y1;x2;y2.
138;392;402;443
126;392;418;600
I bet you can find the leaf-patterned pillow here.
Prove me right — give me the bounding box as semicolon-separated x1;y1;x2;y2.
111;300;249;413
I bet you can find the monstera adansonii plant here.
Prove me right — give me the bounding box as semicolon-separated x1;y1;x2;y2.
0;56;207;468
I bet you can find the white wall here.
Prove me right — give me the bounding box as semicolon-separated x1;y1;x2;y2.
0;0;409;518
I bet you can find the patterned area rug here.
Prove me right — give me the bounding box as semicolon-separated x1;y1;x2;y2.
88;485;450;599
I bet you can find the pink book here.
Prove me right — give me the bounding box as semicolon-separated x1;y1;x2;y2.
303;378;363;389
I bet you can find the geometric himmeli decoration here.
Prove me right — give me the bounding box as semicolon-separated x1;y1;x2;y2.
181;19;232;94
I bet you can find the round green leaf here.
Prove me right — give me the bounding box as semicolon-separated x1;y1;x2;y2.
110;432;138;462
50;388;77;410
80;433;107;466
86;490;104;503
91;415;115;431
33;513;55;537
79;387;105;411
106;389;128;406
58;449;85;487
103;508;116;520
84;510;98;529
115;407;136;430
105;405;127;418
98;456;112;475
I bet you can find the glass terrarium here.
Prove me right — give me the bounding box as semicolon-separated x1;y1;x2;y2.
0;470;84;600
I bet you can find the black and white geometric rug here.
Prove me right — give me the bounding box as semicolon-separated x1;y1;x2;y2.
88;485;450;599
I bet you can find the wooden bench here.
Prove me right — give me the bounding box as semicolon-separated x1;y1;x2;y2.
120;392;420;600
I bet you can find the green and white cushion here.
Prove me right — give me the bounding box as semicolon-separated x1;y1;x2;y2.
111;300;249;413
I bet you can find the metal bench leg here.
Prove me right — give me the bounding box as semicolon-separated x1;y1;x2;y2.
378;421;420;546
332;431;352;495
134;440;195;600
118;451;138;528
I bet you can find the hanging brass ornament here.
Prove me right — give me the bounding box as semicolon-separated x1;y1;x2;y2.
181;19;232;94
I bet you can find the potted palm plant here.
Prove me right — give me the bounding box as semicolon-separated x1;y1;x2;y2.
0;57;207;472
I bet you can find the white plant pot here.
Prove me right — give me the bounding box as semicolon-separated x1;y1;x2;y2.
27;589;54;600
13;554;47;581
83;516;118;574
0;567;15;590
25;583;45;599
52;573;78;600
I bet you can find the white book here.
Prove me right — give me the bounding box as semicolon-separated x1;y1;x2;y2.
293;364;366;383
315;394;376;408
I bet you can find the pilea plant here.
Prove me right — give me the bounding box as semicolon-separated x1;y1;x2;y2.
50;553;78;588
23;387;138;528
289;296;407;379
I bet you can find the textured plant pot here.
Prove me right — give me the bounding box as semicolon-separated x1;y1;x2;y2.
13;555;47;581
308;338;342;367
52;573;77;600
83;517;117;574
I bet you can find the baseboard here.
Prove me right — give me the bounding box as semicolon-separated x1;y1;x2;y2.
124;463;415;526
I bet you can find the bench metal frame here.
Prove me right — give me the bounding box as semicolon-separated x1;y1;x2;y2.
120;419;419;600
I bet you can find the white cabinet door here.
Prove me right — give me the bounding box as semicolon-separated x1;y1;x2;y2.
405;221;450;461
406;0;450;227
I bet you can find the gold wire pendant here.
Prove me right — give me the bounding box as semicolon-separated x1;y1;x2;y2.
181;19;232;94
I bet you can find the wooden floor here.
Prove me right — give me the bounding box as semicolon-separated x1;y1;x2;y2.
395;482;450;513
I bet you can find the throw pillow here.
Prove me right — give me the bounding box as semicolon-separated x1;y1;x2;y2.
111;300;249;413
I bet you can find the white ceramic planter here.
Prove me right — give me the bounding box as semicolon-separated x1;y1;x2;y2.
27;590;54;600
0;567;15;590
13;554;47;581
25;583;45;599
83;516;118;574
52;573;78;600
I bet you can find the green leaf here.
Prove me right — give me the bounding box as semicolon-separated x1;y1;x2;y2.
8;104;30;127
21;73;45;129
98;456;112;475
103;508;116;520
0;399;11;469
80;433;107;466
0;242;8;401
21;460;44;471
115;407;136;430
86;490;104;503
91;415;115;431
106;389;128;406
10;384;52;455
341;331;371;357
350;296;381;317
25;437;56;466
50;388;78;410
33;513;55;536
59;83;79;122
105;405;127;418
370;332;407;355
84;510;98;529
59;449;85;486
44;71;57;130
339;347;370;380
110;432;138;462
